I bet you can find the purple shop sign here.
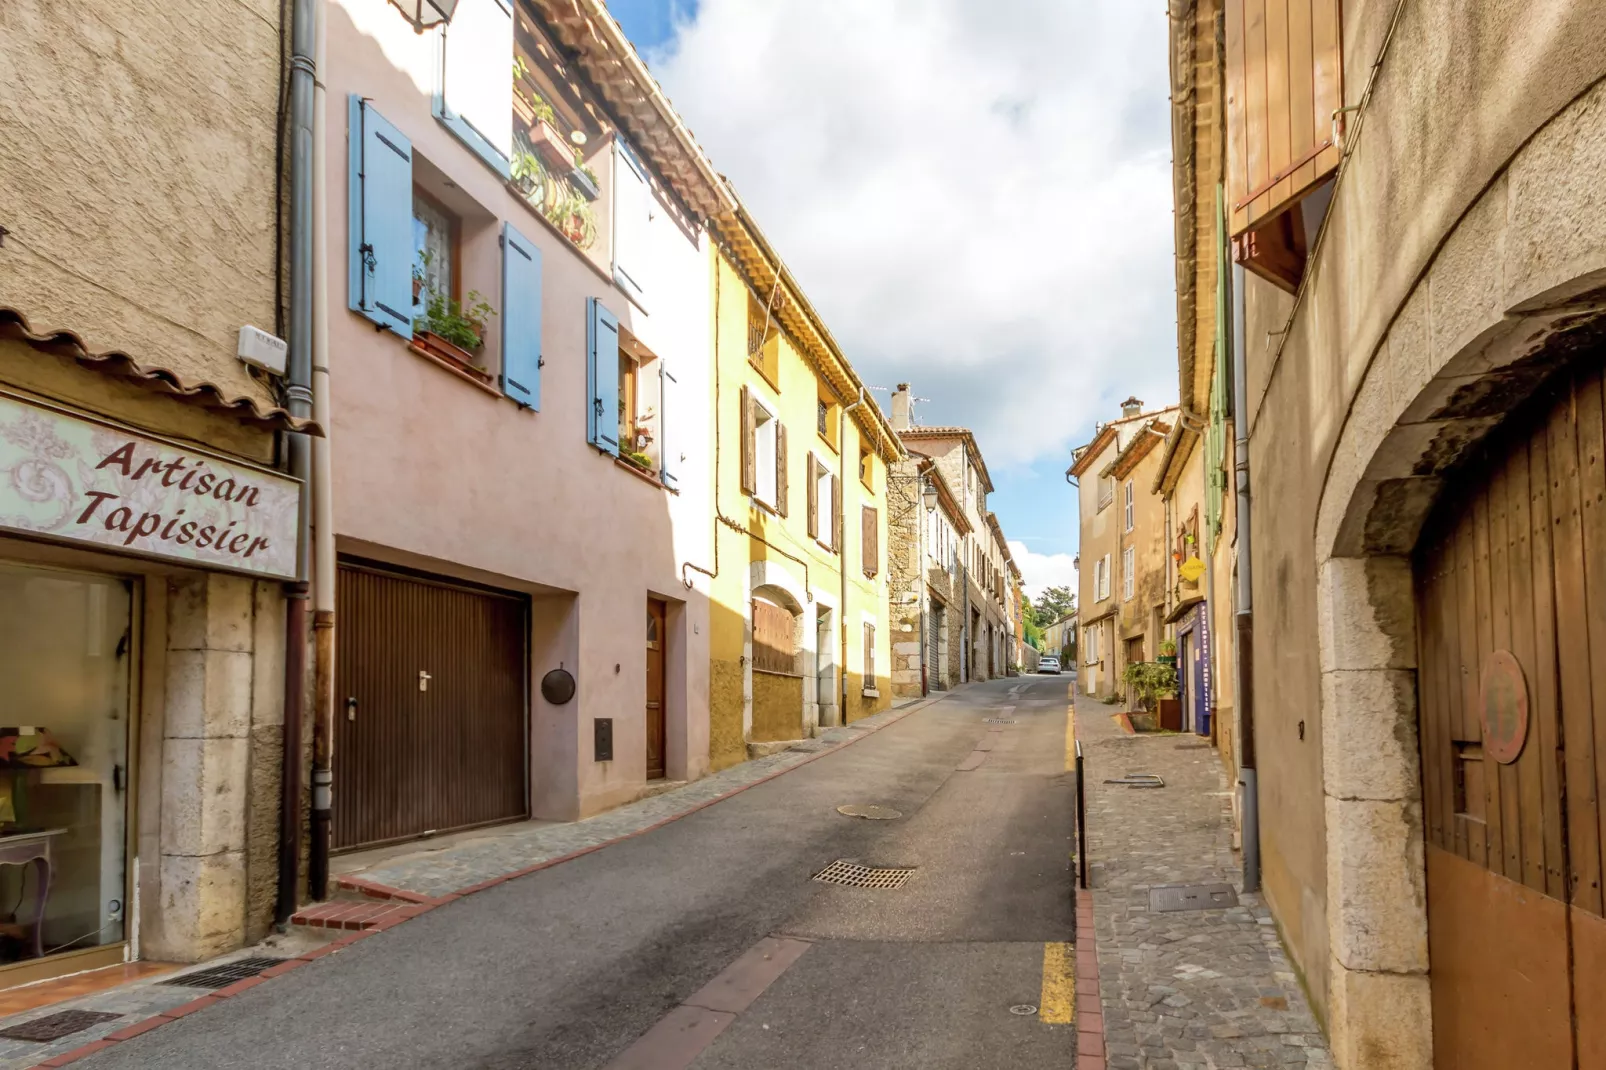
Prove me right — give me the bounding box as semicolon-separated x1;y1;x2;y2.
0;392;300;580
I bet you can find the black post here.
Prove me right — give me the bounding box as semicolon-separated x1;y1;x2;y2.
1075;739;1088;890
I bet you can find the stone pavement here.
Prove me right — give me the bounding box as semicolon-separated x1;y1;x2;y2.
1077;701;1331;1069
348;700;925;898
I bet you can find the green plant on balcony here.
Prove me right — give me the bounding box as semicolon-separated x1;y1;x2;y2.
513;57;556;126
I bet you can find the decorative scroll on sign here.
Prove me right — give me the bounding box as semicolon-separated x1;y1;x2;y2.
0;392;300;580
1479;650;1529;765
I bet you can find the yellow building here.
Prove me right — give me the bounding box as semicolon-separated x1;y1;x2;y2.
705;210;902;769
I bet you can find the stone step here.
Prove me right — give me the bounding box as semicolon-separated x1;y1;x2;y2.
289;899;425;932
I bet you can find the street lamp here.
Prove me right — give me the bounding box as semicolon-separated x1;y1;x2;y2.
922;481;939;513
392;0;459;32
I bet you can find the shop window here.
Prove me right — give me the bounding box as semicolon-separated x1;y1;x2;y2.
0;564;131;965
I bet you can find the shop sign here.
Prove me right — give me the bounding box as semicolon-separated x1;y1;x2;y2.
0;392;300;579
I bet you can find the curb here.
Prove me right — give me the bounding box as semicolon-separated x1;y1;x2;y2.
28;687;964;1068
1075;887;1106;1069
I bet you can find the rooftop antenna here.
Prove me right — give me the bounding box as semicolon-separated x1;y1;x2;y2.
869;384;931;425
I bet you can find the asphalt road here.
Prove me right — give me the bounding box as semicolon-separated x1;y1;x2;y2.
86;676;1078;1070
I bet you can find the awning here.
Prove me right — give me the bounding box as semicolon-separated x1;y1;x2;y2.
1164;596;1206;625
1;307;322;437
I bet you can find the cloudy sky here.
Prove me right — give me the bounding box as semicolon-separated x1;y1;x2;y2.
609;0;1178;598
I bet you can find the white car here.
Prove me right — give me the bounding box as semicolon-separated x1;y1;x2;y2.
1038;656;1061;674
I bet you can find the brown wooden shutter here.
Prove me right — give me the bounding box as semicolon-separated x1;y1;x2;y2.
776;421;789;516
831;474;841;552
1225;0;1343;286
862;506;879;577
807;454;819;539
740;385;756;495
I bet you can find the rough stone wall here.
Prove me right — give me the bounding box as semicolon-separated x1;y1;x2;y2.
0;0;282;405
886;458;924;698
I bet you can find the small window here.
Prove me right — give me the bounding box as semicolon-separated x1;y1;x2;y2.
815;463;834;548
412;188;458;306
753;404;778;507
747;292;780;386
859;448;874;489
864;622;876;681
616;330;660;473
1123;480;1135;532
1097;475;1115;511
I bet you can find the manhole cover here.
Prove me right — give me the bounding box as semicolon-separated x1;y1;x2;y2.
1150;883;1239;912
813;860;915;890
0;1010;123;1043
984;717;1017;724
837;804;902;820
1009;1004;1038;1016
161;956;286;989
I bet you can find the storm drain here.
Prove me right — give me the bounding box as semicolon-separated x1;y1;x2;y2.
836;804;903;820
161;957;286;989
0;1010;122;1043
984;718;1017;724
1150;883;1239;912
813;860;915;890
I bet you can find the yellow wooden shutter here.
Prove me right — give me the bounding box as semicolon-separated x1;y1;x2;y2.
1225;0;1342;238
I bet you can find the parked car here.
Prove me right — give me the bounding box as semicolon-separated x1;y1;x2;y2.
1038;656;1060;674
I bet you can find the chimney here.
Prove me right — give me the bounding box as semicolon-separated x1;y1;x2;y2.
1120;396;1143;419
891;382;913;430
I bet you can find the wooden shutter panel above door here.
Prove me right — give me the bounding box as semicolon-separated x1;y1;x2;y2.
500;222;541;409
347;96;414;334
740;386;756;495
1225;0;1342;278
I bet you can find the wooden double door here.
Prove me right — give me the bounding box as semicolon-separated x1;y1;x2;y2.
1415;363;1606;1069
334;563;529;851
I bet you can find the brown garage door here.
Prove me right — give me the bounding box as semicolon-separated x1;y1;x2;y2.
1415;362;1606;1069
334;562;528;851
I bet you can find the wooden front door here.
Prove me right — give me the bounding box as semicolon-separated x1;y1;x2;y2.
645;598;666;780
1415;363;1606;1069
334;563;529;851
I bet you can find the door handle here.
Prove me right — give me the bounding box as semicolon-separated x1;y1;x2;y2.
347;697;358;722
419;670;432;692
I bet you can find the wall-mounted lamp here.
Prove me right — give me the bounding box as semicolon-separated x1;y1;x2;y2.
392;0;459;32
922;481;939;513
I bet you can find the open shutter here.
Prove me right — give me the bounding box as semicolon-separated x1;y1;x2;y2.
863;506;879;578
612;139;650;305
739;386;756;494
831;474;842;552
775;422;789;516
586;298;620;454
658;363;680;488
500;222;541;409
436;0;513;175
807;455;819;539
347;96;413;333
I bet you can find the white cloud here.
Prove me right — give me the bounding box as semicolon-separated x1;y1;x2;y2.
650;0;1178;467
1009;539;1077;601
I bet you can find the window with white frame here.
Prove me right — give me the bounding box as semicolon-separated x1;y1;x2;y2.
1098;475;1114;511
1085;625;1099;664
753;402;778;507
1095;554;1111;601
1122;546;1135;601
814;462;835;549
1123;480;1135;532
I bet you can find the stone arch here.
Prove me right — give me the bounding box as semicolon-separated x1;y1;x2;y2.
1311;117;1606;1064
744;559;814;744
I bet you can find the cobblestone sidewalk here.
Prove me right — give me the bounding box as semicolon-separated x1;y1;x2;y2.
1078;701;1331;1069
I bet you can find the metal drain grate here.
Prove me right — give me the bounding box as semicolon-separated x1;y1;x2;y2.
984;717;1017;724
1150;883;1239;912
0;1010;123;1043
813;860;915;890
161;956;286;989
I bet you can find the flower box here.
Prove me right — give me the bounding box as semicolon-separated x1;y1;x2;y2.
413;330;492;384
530;119;575;171
570;166;600;201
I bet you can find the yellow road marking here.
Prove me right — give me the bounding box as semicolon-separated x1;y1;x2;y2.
1039;941;1075;1023
1065;686;1076;772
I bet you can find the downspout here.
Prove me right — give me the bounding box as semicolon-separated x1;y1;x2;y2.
1231;261;1259;893
307;0;335;902
918;471;928;697
837;387;865;725
277;0;317;926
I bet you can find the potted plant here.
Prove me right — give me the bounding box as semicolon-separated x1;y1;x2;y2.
1122;660;1179;730
621;449;655;473
1158;639;1178;667
413;287;496;381
570;150;600;201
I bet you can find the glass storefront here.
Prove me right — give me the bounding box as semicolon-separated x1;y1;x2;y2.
0;562;130;965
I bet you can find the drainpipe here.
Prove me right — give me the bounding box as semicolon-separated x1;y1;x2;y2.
1230;262;1259;893
918;472;929;696
307;0;336;903
837;387;865;724
277;0;317;926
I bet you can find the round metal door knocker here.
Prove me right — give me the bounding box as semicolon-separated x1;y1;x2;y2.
541;667;576;705
1479;650;1529;765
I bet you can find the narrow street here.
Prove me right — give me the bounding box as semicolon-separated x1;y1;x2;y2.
79;679;1079;1070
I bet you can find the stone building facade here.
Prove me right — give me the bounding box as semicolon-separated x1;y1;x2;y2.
887;452;968;697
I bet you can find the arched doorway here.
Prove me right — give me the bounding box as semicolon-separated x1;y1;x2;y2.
1413;362;1606;1069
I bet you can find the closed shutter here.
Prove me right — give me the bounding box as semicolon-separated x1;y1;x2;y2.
612;139;650;305
658;363;680;488
500;222;541;409
436;0;513;174
806;454;819;539
752;599;797;675
775;422;789;516
586;298;620;454
347;96;414;333
740;386;756;494
1225;0;1342;288
831;474;842;552
862;505;879;578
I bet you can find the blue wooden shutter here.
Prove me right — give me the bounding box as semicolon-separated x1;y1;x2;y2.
659;363;679;488
586;298;620;455
500;222;541;409
347;96;414;333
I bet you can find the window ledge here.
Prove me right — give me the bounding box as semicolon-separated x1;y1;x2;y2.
614;456;675;492
407;342;505;398
748;359;781;394
816;431;839;455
